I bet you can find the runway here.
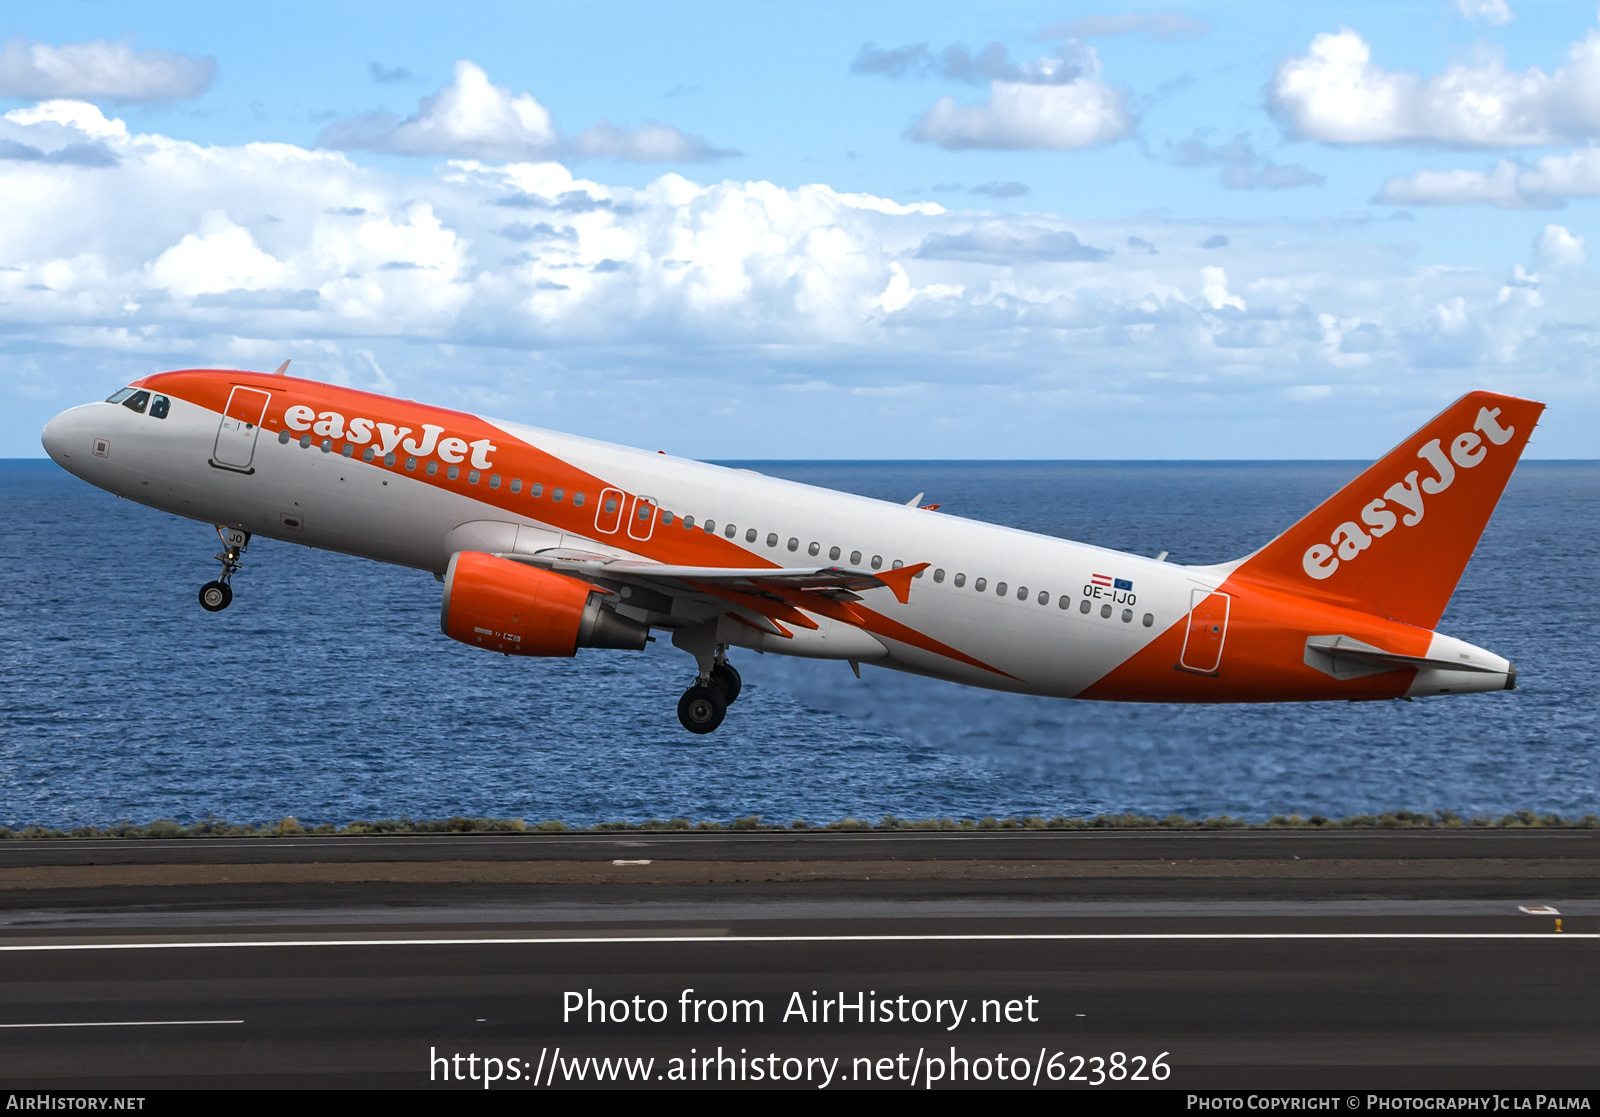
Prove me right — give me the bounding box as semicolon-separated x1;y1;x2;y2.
0;830;1594;1089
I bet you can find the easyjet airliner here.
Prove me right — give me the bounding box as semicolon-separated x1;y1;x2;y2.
40;366;1539;733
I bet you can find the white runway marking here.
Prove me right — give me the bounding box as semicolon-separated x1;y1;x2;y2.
0;932;1590;952
0;1019;243;1027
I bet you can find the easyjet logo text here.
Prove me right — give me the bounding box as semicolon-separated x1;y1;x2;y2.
282;404;496;469
1301;406;1515;582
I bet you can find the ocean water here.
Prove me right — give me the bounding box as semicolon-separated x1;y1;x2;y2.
0;458;1595;829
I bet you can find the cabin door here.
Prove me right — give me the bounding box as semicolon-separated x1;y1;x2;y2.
212;386;271;473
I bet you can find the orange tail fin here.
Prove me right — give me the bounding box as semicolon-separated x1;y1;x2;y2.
1231;391;1544;629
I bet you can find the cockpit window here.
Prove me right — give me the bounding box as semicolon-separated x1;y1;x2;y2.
105;387;136;404
150;395;170;419
121;390;150;414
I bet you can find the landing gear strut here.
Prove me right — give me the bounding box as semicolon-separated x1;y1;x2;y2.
199;526;249;613
675;647;742;734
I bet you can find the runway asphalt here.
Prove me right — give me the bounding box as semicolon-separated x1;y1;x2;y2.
0;830;1593;1089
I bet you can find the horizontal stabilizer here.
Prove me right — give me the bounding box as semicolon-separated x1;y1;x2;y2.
1303;634;1503;680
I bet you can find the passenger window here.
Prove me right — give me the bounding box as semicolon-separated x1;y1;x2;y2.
385;453;397;466
342;444;354;458
1059;596;1070;609
301;434;313;449
850;550;862;566
808;542;820;557
933;569;945;583
150;395;170;419
122;390;150;414
405;456;416;470
1101;603;1112;618
447;465;460;480
891;559;903;569
725;524;737;538
661;511;674;526
468;469;479;483
510;479;521;493
1016;586;1027;600
745;528;756;543
530;483;543;497
1122;608;1133;623
426;461;438;475
683;515;694;529
573;492;584;507
975;577;987;592
1142;613;1154;627
954;573;966;587
553;488;564;501
363;447;375;462
278;430;292;445
767;533;778;547
1037;590;1049;605
1079;599;1091;614
105;387;137;404
489;474;500;488
829;546;840;561
787;537;799;551
996;581;1008;595
870;555;882;570
605;498;618;514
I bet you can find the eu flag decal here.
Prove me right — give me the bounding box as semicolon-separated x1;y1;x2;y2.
1113;578;1133;591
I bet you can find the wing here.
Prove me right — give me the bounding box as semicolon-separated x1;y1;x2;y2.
487;548;1006;677
495;551;930;604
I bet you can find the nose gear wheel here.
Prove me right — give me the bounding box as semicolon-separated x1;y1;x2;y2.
198;581;233;612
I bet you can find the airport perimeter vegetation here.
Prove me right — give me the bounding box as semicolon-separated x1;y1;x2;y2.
2;808;1596;840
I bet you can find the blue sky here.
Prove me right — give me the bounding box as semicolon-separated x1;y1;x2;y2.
2;0;1597;457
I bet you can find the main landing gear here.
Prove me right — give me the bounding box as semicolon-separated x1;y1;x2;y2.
676;656;742;734
199;526;249;613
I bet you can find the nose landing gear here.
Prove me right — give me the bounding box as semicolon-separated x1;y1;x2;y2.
199;526;249;613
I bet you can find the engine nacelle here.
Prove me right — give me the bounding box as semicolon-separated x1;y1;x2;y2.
440;551;649;656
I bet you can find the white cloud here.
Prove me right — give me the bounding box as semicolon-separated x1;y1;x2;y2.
323;60;556;160
1200;266;1245;310
320;60;734;164
1537;223;1586;267
908;47;1132;150
1454;0;1513;26
7;100;128;139
3;101;1598;457
146;211;292;297
1270;26;1600;147
1375;145;1600;207
0;36;214;102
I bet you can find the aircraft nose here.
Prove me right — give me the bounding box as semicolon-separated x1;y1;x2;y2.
41;407;81;469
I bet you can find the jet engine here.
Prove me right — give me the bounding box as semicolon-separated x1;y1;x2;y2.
440;550;649;656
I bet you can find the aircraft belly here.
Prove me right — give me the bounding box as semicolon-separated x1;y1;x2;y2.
870;587;1160;699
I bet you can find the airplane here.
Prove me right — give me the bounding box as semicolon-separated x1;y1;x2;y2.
40;366;1541;733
